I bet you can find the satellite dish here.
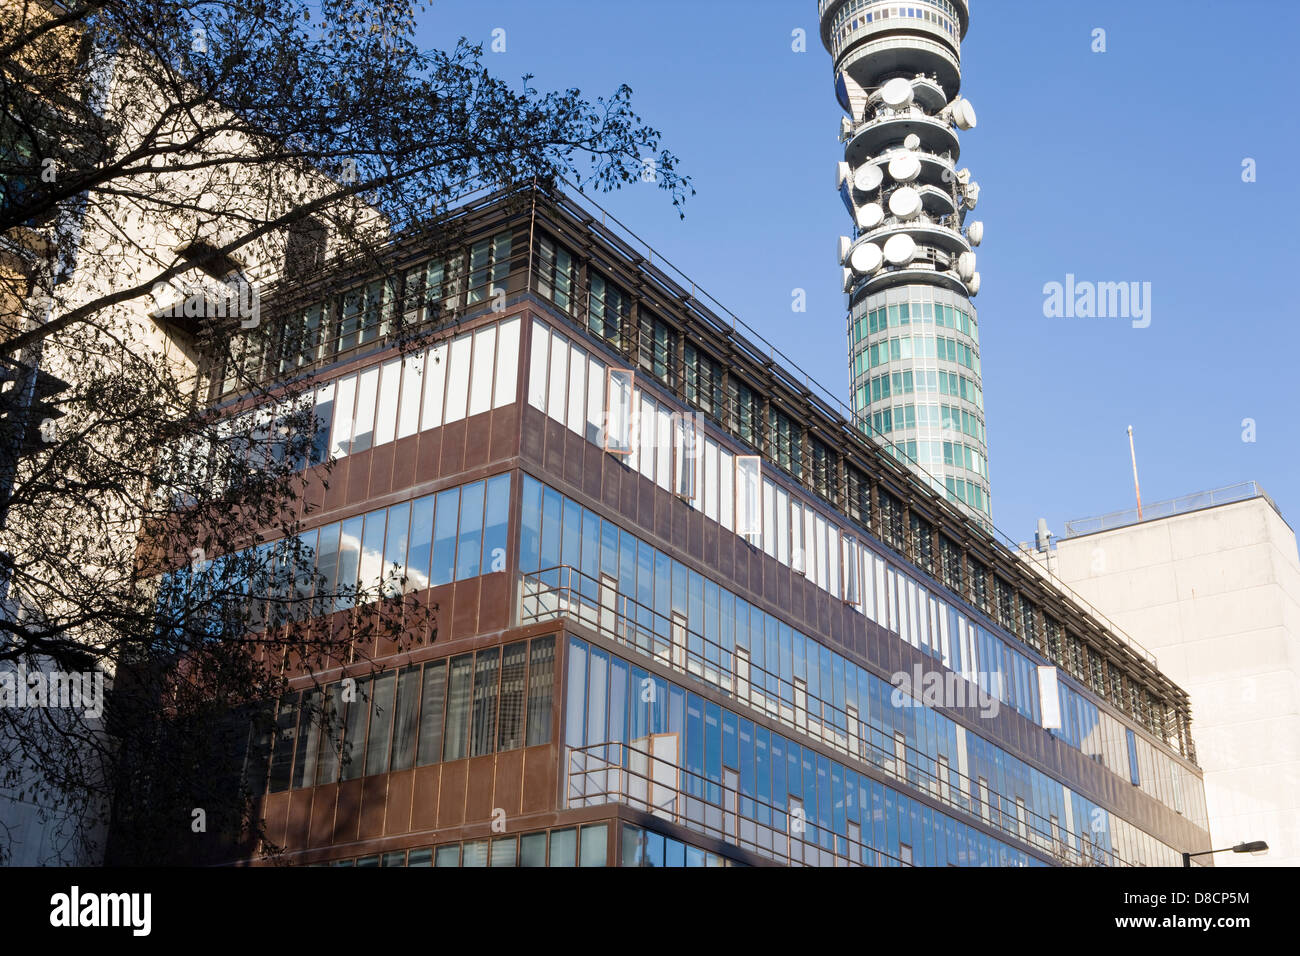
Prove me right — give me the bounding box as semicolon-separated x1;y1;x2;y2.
843;267;854;293
883;233;917;266
837;161;851;188
966;221;984;246
888;153;922;182
903;133;921;150
856;202;885;229
952;98;978;130
853;163;884;192
850;242;884;274
968;271;982;295
838;236;852;263
881;77;914;108
956;251;976;281
964;182;981;209
888;186;922;220
956;167;972;185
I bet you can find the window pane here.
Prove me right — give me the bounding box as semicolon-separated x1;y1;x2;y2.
455;481;485;580
352;365;379;454
434;844;460;867
335;516;363;610
339;676;371;781
481;473;510;574
431;487;460;586
470;648;501;758
519;832;547;867
315;684;344;785
497;641;528;752
579;824;608;867
375;357;400;446
490;837;517;867
406;495;435;592
442;653;474;761
364;672;396;777
416;661;447;766
390;666;421;772
526;635;556;746
382;501;409;597
549;828;577;867
292;690;321;790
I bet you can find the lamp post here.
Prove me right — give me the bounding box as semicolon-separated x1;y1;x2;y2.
1182;841;1268;867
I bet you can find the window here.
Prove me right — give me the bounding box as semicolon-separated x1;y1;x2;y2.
604;368;635;455
284;217;327;279
768;405;802;478
588;272;631;348
442;653;474;761
526;636;556;746
536;234;574;311
809;438;835;502
337;278;395;353
684;343;723;419
639;311;676;384
728;378;760;448
467;231;513;305
735;456;762;542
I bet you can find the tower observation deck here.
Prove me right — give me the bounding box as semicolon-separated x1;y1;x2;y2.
819;0;991;526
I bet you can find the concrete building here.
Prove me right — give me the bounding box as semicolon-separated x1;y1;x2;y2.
1026;483;1299;867
818;0;991;526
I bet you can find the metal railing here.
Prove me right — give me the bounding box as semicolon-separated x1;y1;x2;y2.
525;566;1139;867
1063;482;1278;538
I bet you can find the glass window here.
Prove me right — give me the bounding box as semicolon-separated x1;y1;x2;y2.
351;365;379;454
579;824;608;867
549;828;577;867
406;495;435;591
364;672;396;777
431;487;460;586
434;844;460;867
481;473;510;574
455;481;485;580
497;641;528;752
416;661;447;766
444;333;472;424
375;357;401;446
443;653;473;761
526;636;556;746
519;832;547;867
335;516;363;610
390;666;421;772
470;648;501;758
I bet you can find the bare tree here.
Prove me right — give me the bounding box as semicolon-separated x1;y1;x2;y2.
0;0;691;864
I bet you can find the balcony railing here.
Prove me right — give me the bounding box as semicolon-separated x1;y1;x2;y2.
524;566;1138;867
1063;482;1281;538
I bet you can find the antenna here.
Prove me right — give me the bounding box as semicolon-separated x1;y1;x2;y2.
1128;426;1144;520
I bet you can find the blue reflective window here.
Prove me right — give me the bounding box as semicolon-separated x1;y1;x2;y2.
456;481;485;580
519;476;542;574
431;487;459;586
407;494;435;589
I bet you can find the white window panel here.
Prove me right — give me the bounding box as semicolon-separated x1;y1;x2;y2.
887;568;899;634
918;585;931;651
655;407;672;492
351;365;380;454
585;356;604;444
444;332;473;423
875;559;887;629
861;547;877;622
762;480;776;557
790;500;804;574
704;439;719;521
776;487;789;566
469;324;496;417
638;395;655;482
330;374;356;458
547;333;567;424
815;516;827;590
939;605;951;668
396;352;424;440
605;369;634;455
735;456;762;542
804;508;816;581
719;450;734;531
842;536;861;607
494;316;520;408
422;342;448;430
527;322;549;411
828;523;840;599
566;344;587;435
374;357;401;446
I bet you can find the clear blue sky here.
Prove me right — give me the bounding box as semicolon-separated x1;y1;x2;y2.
421;0;1300;544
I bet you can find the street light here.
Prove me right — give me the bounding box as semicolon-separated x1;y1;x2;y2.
1182;841;1268;867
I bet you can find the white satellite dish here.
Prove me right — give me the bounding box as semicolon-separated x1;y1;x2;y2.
838;236;852;263
881;77;914;108
888;186;922;220
850;242;884;274
964;182;981;209
966;221;984;246
888;153;922;182
956;251;976;281
856;202;885;229
837;161;851;188
883;233;917;266
952;98;978;130
956;167;972;185
968;271;982;295
903;133;921;150
843;267;854;293
853;163;884;192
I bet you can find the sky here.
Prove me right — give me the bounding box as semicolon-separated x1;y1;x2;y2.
418;0;1300;546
